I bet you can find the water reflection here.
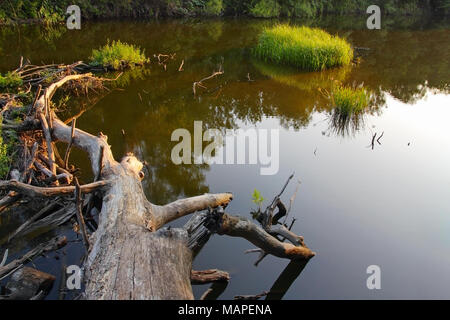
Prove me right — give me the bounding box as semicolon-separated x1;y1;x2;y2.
0;16;449;299
265;259;309;300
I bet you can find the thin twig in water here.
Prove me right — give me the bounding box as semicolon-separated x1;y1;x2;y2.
377;131;384;145
64;118;76;169
193;71;224;96
283;179;301;225
178;59;184;72
371;132;377;150
0;249;8;267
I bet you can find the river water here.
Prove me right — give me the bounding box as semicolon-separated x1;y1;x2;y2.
0;15;449;299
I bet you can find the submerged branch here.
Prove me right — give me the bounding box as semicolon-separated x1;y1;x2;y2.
0;236;67;280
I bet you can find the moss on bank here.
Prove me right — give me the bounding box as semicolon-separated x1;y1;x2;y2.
0;0;448;24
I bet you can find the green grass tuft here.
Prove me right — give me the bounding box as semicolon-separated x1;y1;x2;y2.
90;40;149;70
0;122;11;179
253;25;354;71
325;84;371;136
0;138;9;179
0;72;23;89
331;85;370;115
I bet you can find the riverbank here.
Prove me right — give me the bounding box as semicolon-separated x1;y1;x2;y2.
1;0;449;25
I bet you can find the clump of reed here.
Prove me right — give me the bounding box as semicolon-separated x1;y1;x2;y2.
90;40;149;70
322;83;371;136
253;24;353;71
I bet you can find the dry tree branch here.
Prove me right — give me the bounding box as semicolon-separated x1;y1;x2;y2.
0;179;109;198
63;118;76;169
74;177;90;252
178;59;185;72
193;71;224;96
191;269;230;284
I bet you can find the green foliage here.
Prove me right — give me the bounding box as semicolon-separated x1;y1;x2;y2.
0;120;12;179
38;0;65;24
251;189;265;219
253;25;353;71
330;85;370;115
325;84;372;136
251;189;265;207
290;0;317;17
0;72;23;89
90;40;149;70
0;0;65;24
250;0;280;17
203;0;223;15
0;135;9;179
0;0;447;22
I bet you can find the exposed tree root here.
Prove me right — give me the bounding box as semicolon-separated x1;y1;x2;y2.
0;61;315;300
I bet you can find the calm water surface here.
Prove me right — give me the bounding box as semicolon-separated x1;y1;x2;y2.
0;16;449;299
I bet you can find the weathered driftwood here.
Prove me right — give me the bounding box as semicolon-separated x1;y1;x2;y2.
1;73;315;300
191;269;230;284
74;177;90;252
0;179;109;198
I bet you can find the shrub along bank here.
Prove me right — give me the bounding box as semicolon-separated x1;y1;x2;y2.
1;0;448;24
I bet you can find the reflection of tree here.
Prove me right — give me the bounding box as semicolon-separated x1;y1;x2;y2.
0;24;67;68
3;17;447;204
75;16;446;201
347;28;450;104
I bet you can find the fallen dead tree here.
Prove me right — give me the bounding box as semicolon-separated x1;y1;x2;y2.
0;63;315;300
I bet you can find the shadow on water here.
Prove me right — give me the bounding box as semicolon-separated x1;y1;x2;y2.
265;259;309;300
196;258;310;300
